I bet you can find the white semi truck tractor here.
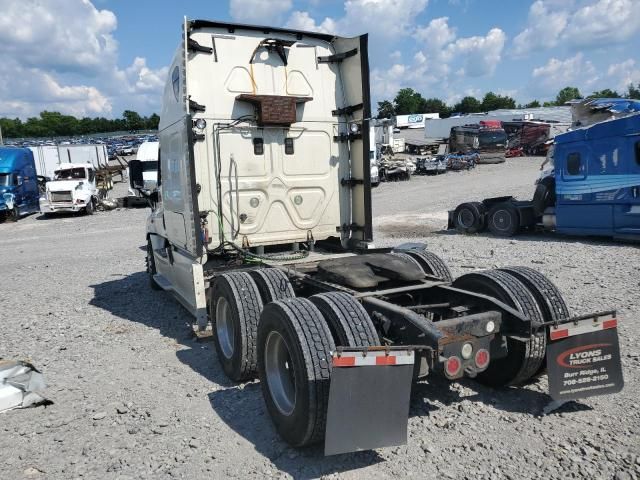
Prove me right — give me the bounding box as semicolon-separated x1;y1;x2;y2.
135;19;623;455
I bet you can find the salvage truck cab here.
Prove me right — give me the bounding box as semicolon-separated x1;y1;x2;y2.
0;147;40;222
451;113;640;241
141;19;623;455
41;163;98;215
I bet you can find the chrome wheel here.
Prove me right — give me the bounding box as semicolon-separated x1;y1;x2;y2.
215;296;235;359
457;208;475;229
492;209;512;232
264;331;296;416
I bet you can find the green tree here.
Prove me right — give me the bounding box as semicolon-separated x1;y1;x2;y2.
481;92;516;111
452;96;482;114
555;86;582;105
421;97;450;118
626;83;640;99
122;110;143;131
590;89;620;98
524;100;541;108
393;88;426;115
146;113;160;130
376;100;395;119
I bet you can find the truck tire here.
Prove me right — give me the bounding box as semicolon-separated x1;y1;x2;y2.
499;266;570;377
453;202;487;234
452;269;546;387
7;207;19;222
249;269;295;303
85;199;95;215
146;239;162;291
404;250;454;282
487;202;520;237
211;272;264;382
310;292;379;347
258;298;335;447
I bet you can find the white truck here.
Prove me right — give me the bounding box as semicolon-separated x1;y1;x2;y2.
136;19;623;456
127;141;159;197
40;162;99;215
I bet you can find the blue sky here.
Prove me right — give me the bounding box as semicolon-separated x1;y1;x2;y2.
0;0;638;119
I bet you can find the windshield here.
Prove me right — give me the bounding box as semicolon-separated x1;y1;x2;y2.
141;161;158;172
479;130;507;146
0;173;11;187
54;168;86;180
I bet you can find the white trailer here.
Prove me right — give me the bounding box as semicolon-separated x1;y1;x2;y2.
29;144;109;179
395;113;439;129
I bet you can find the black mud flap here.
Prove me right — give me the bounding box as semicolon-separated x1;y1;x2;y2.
324;349;414;456
546;312;623;401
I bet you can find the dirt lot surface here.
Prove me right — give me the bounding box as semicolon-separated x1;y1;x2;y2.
1;157;639;479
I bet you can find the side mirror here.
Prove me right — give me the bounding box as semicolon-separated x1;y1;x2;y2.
16;175;23;186
129;160;144;189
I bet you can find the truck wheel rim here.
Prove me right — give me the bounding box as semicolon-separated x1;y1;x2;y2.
458;209;475;228
216;297;235;359
264;331;296;416
493;210;511;231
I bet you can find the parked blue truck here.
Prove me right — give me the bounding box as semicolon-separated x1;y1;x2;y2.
0;147;41;222
450;113;640;241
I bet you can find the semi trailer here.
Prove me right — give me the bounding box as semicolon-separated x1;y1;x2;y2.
137;19;623;455
450;114;640;241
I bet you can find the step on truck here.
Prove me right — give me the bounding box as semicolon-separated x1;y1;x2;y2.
450;113;640;241
138;19;624;455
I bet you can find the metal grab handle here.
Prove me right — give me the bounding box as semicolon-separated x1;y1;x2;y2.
228;154;240;239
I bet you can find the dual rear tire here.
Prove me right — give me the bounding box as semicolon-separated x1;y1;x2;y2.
452;201;521;237
210;270;379;447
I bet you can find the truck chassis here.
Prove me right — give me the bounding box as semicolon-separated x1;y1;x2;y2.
147;236;615;453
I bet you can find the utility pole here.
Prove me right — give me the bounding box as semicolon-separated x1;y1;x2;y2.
0;124;3;145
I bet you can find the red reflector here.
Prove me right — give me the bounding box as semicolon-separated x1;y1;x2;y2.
550;329;569;341
333;356;355;367
375;355;396;366
475;349;489;369
603;319;617;330
445;356;462;377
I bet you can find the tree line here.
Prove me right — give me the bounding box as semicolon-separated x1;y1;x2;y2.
0;110;160;139
377;84;640;119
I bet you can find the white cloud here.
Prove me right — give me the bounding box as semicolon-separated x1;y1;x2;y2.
230;0;292;25
562;0;640;48
512;0;640;57
447;28;506;76
530;53;598;96
286;0;429;38
369;16;506;109
606;59;640;92
512;0;568;57
414;16;456;47
285;11;336;34
0;0;168;119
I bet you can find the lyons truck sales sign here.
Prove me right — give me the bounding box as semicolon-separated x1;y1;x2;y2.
546;314;623;401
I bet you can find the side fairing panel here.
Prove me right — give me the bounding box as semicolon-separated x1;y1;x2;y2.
160;116;202;256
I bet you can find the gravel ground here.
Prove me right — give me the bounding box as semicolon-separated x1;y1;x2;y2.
1;158;639;479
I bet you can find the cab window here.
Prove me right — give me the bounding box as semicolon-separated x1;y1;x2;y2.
567;152;581;175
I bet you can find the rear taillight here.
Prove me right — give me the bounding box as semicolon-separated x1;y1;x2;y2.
445;356;462;378
475;349;490;370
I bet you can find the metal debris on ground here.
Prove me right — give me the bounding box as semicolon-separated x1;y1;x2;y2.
0;360;50;413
